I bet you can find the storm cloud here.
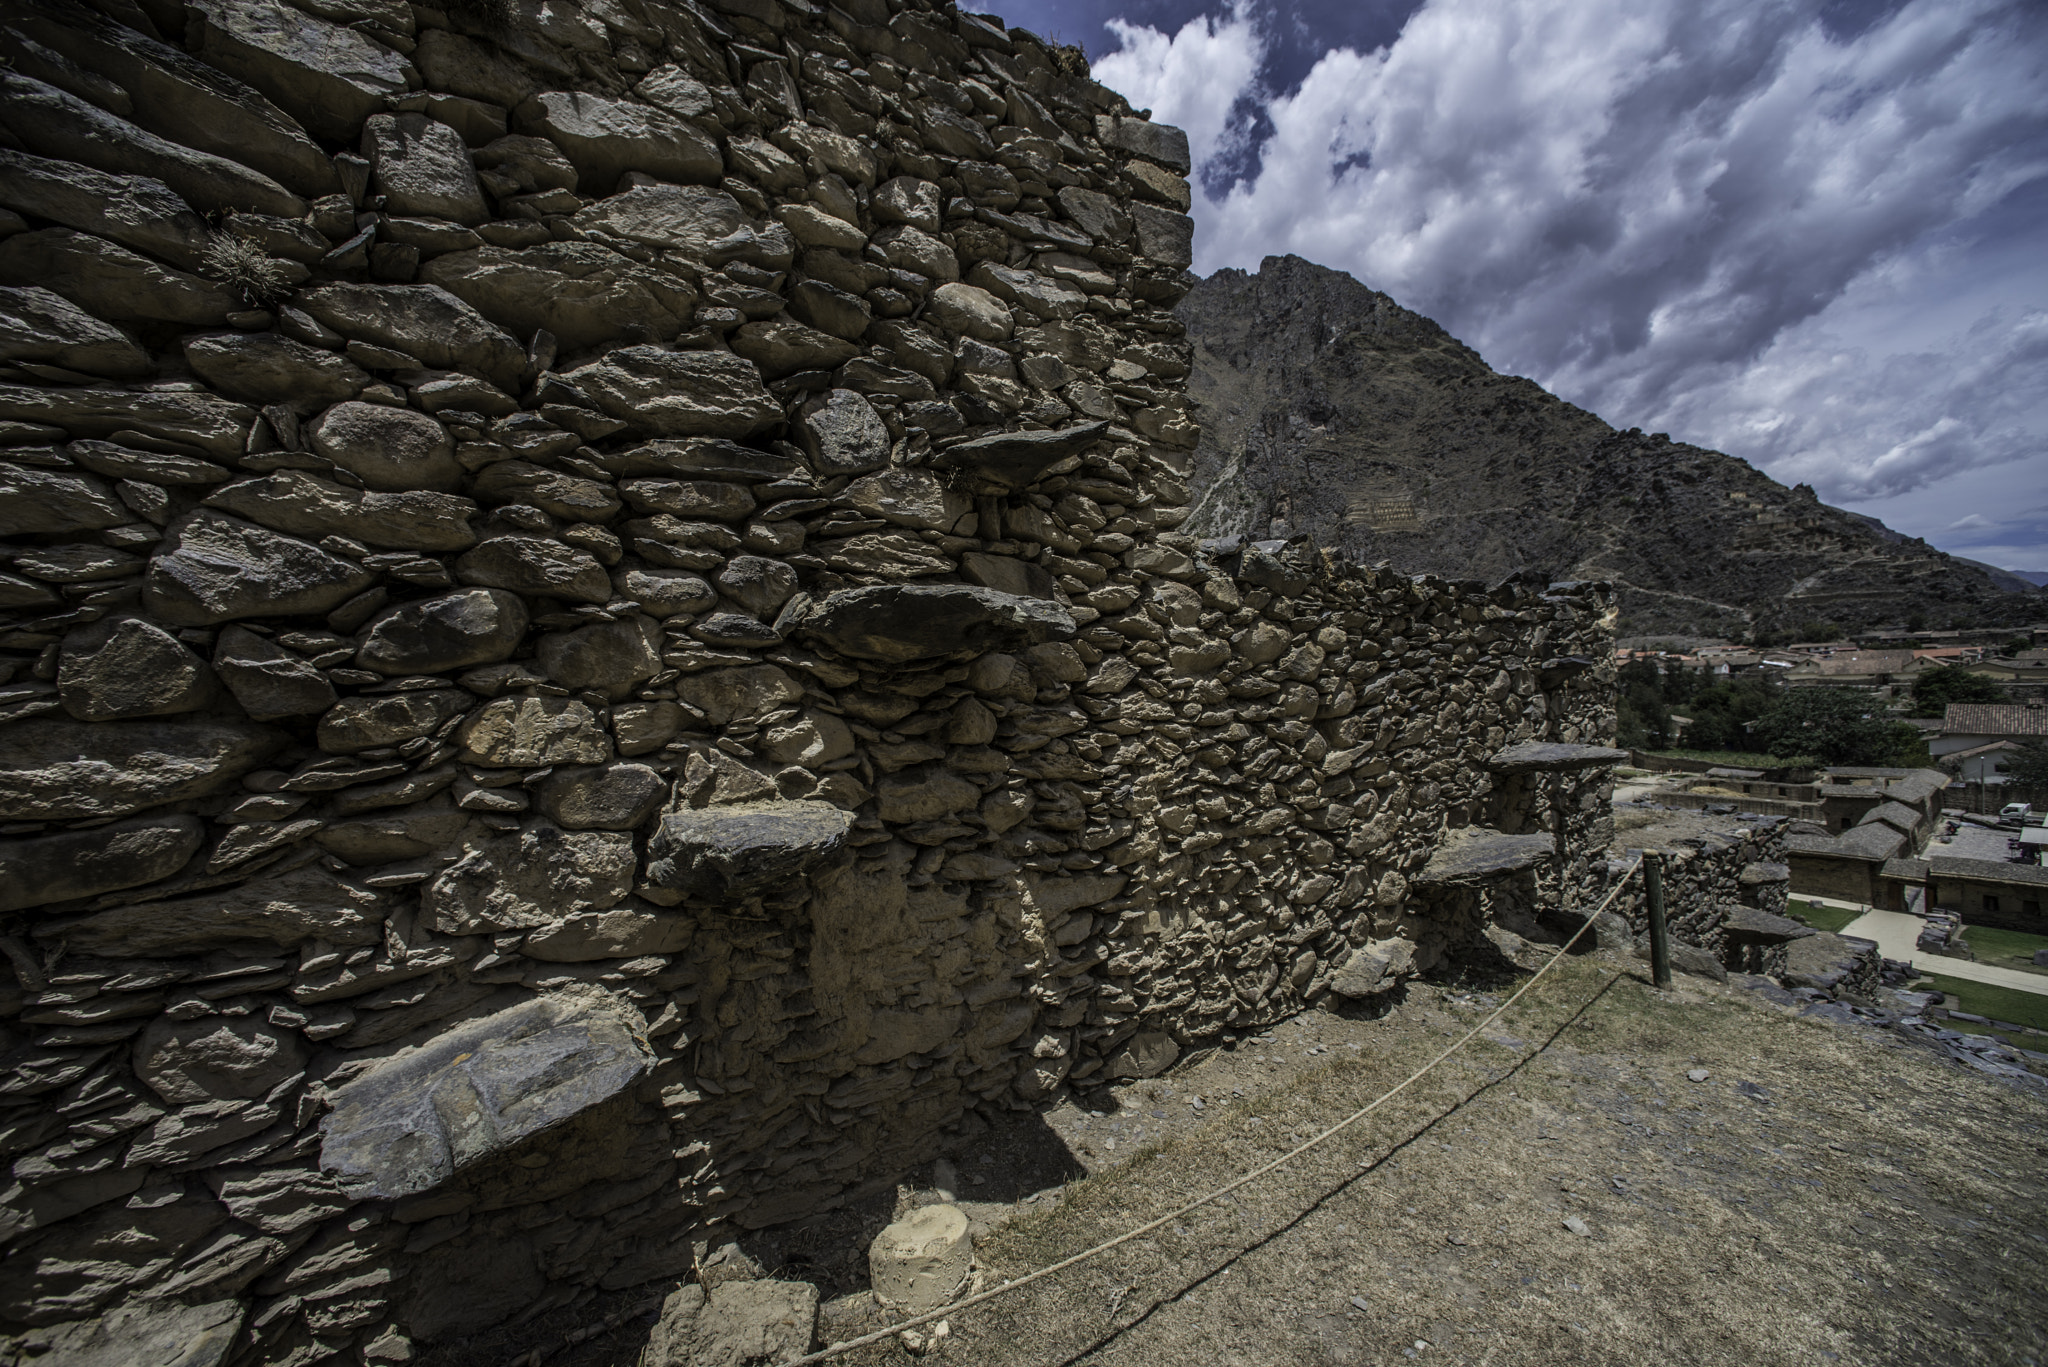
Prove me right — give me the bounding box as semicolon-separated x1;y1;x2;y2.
993;0;2048;567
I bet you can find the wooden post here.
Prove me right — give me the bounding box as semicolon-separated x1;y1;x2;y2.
1644;851;1672;990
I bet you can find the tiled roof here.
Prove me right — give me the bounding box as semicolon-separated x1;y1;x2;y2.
1928;856;2048;888
1941;704;2048;738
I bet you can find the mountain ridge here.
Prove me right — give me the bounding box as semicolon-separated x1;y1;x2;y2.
1174;255;2044;638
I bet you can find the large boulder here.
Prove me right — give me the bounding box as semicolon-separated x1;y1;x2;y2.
54;863;388;953
181;331;370;409
57;615;215;720
0;815;205;913
424;821;635;933
133;1014;306;1104
423;242;696;351
307;401;462;492
794;584;1076;664
0;716;280;820
203;471;476;552
319;990;654;1200
643;801;854;900
565;346;781;438
0;465;128;536
296;283;526;391
931;421;1108;492
458;696;612;767
144;512;376;624
514;90;722;192
363;112;489;224
185;0;409;141
0;148;216;273
356;588;528;675
0;285;151;378
0;231;237;327
212;625;337;719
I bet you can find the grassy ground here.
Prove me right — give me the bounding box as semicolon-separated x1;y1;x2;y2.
1918;971;2048;1033
1958;924;2048;979
1786;898;1862;933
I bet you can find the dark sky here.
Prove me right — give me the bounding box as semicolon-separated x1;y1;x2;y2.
984;0;2048;572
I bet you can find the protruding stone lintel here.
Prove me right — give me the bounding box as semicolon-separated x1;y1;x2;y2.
1413;829;1556;887
1487;741;1631;774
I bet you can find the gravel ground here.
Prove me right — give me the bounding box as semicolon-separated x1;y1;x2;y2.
440;949;2048;1367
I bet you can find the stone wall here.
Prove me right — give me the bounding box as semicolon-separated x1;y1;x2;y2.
0;0;1623;1360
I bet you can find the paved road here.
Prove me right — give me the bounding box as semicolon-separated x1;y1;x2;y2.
1839;908;2048;996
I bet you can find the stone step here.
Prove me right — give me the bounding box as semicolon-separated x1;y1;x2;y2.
1414;828;1556;886
1487;741;1631;773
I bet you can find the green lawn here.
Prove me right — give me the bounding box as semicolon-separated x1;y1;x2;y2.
1957;924;2048;978
1786;898;1861;934
1635;749;1824;770
1916;972;2048;1034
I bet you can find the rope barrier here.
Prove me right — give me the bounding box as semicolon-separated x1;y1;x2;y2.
783;858;1645;1365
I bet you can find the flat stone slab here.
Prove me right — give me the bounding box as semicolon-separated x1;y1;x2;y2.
319;990;652;1201
1413;829;1556;887
930;420;1107;490
1722;904;1814;944
1738;860;1791;885
1487;742;1630;773
794;583;1075;664
643;799;853;901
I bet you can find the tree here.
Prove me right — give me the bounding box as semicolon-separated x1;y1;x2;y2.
2001;636;2033;658
2010;740;2048;788
1752;688;1924;767
1907;665;2008;718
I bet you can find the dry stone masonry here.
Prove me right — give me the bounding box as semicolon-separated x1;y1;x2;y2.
0;0;1628;1361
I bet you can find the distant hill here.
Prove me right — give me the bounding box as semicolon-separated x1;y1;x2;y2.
1174;256;2045;639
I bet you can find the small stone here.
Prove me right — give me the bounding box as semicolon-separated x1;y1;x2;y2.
317;689;468;754
1687;1069;1710;1083
1562;1215;1591;1237
612;566;715;617
870;1204;971;1311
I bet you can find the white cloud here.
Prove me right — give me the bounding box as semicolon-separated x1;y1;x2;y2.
1091;5;1262;172
1093;0;2048;561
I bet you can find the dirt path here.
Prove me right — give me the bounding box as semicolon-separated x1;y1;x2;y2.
1842;909;2048;995
440;951;2048;1367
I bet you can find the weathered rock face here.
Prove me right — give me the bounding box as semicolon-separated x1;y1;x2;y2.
0;3;1625;1362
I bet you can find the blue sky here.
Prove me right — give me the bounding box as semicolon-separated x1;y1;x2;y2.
983;0;2048;573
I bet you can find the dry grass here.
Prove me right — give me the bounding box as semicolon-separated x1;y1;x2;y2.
824;957;2048;1367
201;233;292;306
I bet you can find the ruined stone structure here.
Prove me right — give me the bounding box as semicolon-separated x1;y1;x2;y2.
0;0;1633;1360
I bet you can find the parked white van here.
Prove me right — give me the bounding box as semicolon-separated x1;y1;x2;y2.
2001;801;2034;822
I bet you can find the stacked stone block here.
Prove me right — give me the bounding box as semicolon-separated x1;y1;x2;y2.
0;0;1621;1359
